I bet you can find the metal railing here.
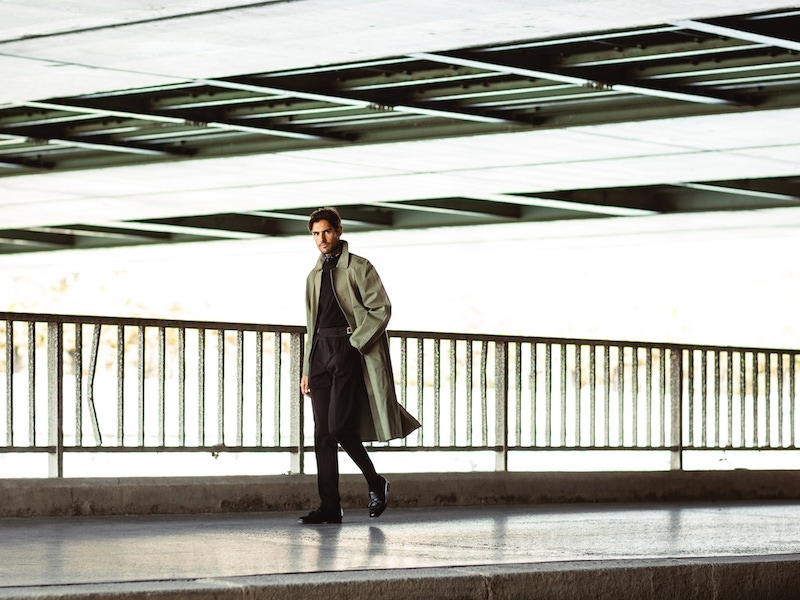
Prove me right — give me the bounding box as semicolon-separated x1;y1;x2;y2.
1;312;798;477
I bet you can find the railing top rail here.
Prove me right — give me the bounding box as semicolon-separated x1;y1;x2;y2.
0;312;305;334
387;329;800;356
1;312;796;355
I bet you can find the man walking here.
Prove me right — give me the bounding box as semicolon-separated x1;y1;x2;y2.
299;207;420;524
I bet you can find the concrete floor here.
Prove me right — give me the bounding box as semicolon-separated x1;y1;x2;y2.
2;501;800;596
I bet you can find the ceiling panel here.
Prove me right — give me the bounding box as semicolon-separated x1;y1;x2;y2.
1;3;799;255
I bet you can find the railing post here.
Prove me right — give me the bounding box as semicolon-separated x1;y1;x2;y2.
289;331;305;474
669;348;683;471
494;341;509;471
47;322;64;478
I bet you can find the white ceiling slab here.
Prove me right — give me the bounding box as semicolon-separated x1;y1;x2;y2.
0;0;799;240
3;104;800;228
1;1;795;102
0;55;183;104
589;110;800;151
0;1;255;37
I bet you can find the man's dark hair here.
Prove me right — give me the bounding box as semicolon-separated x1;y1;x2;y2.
308;207;342;232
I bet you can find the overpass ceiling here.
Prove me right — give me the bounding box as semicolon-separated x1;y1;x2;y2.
1;2;800;254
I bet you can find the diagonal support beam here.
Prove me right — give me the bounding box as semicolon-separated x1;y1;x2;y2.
673;182;800;203
110;220;264;240
207;78;516;125
674;19;800;53
413;52;737;105
365;200;491;218
0;128;173;156
22;100;330;142
467;193;658;217
0;229;75;247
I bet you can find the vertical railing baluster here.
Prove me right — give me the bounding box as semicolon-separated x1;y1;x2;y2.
603;344;610;447
217;329;225;445
545;343;552;447
178;328;186;446
530;342;537;447
236;330;244;447
589;345;596;448
27;322;35;447
158;326;166;446
646;348;653;448
632;346;639;447
575;345;582;447
5;320;12;447
789;354;797;448
400;337;408;447
617;346;624;447
752;352;759;447
713;351;720;449
254;331;262;445
274;332;281;447
515;341;522;447
659;347;666;449
687;350;695;449
75;323;83;446
701;350;708;448
740;351;747;448
727;351;734;449
560;343;567;447
117;325;125;447
765;352;772;448
480;340;488;447
418;338;425;445
137;325;145;447
778;353;785;448
450;338;457;446
466;340;473;446
198;329;206;446
434;338;441;447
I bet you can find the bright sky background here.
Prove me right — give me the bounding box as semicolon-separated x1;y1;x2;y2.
2;207;800;476
2;206;799;350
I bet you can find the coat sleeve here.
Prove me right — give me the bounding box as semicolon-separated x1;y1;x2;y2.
348;260;391;354
302;270;317;377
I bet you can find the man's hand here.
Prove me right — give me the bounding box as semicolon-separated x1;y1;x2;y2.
300;375;310;396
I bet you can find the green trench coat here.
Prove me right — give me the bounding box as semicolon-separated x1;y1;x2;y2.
303;241;421;442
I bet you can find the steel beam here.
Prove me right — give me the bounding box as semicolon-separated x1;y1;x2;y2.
413;52;738;105
675;19;800;52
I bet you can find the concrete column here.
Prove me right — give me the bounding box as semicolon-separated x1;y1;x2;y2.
290;332;304;474
669;348;683;471
494;341;508;472
47;322;64;478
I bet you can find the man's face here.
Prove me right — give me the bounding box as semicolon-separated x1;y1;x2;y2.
311;219;342;255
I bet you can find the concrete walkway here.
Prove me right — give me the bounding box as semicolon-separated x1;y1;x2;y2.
1;501;800;599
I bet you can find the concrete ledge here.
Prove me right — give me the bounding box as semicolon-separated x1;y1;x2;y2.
3;470;800;517
1;555;799;600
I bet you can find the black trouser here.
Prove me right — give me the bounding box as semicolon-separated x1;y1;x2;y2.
308;327;380;510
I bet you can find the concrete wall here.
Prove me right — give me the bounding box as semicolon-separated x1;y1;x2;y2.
3;470;800;517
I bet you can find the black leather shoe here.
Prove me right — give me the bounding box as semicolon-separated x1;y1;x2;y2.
368;478;389;518
297;507;343;524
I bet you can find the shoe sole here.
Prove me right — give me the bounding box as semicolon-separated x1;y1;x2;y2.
298;509;344;524
298;518;342;524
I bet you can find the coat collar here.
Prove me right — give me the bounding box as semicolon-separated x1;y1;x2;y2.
314;239;350;270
